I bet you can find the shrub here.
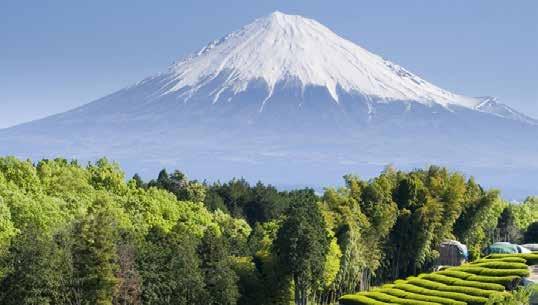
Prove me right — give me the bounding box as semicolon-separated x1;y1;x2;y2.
472;262;529;270
487;253;538;265
340;294;398;305
467;275;522;290
419;273;505;291
437;270;522;290
471;257;527;264
406;278;508;298
437;270;474;279
392;283;489;305
378;287;466;305
450;266;530;277
365;291;441;305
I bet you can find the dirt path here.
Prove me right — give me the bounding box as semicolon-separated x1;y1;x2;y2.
529;265;538;282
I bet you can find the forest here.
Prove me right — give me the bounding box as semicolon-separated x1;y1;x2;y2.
0;156;536;305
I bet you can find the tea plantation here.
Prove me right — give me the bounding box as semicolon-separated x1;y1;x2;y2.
341;254;538;305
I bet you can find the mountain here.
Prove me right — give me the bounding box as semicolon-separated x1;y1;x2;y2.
1;11;537;199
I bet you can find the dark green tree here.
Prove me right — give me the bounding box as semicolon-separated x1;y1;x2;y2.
131;174;145;189
0;225;71;305
496;206;521;243
137;226;205;305
274;189;330;305
198;229;239;305
523;221;538;243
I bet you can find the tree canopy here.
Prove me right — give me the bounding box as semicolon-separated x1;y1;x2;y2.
0;157;535;305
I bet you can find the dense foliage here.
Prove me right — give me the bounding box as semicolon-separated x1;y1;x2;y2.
0;157;536;305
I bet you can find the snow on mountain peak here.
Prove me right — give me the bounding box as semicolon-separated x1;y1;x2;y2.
162;11;480;109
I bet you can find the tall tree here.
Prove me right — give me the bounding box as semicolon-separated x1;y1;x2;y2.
275;189;330;305
523;221;538;243
137;226;205;305
198;229;239;305
496;206;521;243
70;197;120;305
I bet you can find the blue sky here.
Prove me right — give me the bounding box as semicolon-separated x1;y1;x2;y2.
1;0;537;128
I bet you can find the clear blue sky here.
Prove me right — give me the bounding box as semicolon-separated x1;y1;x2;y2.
1;0;537;128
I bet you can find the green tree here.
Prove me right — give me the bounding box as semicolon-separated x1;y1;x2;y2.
137;226;205;305
87;158;127;195
148;169;206;202
70;197;120;305
0;225;71;305
524;221;538;243
130;174;145;189
0;199;17;278
496;206;521;243
454;180;504;259
198;229;239;305
512;197;538;230
275;189;330;305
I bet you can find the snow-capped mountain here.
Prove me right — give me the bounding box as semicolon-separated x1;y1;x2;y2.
1;11;537;198
161;11;478;109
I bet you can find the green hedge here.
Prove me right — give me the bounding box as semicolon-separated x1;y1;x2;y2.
377;287;466;305
450;266;530;277
436;270;474;280
487;253;538;265
418;273;505;291
392;283;489;305
436;270;522;290
472;262;529;270
340;294;398;305
365;291;441;305
471;257;527;264
465;275;521;290
406;278;507;298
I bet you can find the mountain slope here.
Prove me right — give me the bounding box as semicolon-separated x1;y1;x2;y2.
1;11;537;198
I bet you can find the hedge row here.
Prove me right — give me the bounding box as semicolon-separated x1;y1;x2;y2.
376;287;466;305
436;270;474;279
392;283;489;305
472;262;529;270
340;294;399;305
471;257;527;264
486;253;538;265
418;273;505;291
450;266;530;277
406;278;507;298
436;270;521;290
365;291;441;305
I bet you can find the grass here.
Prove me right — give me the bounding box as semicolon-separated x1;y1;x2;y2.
340;253;535;305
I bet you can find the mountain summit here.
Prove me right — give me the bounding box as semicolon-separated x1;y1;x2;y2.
1;11;537;198
162;11;477;109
